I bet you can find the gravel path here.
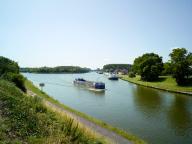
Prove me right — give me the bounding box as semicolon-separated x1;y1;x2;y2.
27;90;132;144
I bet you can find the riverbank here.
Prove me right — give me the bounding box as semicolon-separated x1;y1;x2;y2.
120;75;192;95
0;80;106;144
25;80;147;144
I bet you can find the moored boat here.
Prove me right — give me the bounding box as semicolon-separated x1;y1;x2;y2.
108;74;119;80
97;71;103;74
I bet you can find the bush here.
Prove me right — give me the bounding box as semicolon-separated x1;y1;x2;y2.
0;56;19;75
128;72;136;78
2;72;26;92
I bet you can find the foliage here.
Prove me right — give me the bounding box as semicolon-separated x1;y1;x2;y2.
20;66;91;73
0;80;104;144
128;72;136;78
103;64;131;72
169;48;192;85
162;61;172;75
133;53;163;81
2;72;26;92
0;56;26;92
0;56;19;75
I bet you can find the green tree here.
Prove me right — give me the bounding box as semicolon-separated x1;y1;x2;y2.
162;61;172;75
169;48;192;85
20;66;90;73
133;53;163;81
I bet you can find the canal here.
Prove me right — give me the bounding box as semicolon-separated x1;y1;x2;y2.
23;72;192;144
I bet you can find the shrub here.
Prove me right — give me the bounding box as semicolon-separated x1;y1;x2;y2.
128;72;136;78
0;56;19;75
2;72;26;92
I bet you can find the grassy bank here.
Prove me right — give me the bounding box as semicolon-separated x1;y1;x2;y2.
25;80;147;144
120;75;192;95
0;79;106;144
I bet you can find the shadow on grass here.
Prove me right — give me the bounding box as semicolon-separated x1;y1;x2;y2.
156;77;167;82
139;77;167;82
179;78;192;87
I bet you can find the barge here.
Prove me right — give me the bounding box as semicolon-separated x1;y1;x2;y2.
74;78;105;92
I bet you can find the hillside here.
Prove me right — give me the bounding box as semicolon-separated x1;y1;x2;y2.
0;80;105;144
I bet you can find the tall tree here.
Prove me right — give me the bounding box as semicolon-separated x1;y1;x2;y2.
162;61;172;75
169;48;192;85
133;53;163;81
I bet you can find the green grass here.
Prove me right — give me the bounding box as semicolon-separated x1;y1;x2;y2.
120;75;192;94
0;79;106;144
25;80;147;144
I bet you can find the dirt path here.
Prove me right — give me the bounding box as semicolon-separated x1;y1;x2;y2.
27;90;132;144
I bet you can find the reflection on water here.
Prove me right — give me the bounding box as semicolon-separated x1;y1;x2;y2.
167;95;192;136
73;85;106;96
133;86;162;114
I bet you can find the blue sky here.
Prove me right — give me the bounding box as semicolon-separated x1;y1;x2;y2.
0;0;192;69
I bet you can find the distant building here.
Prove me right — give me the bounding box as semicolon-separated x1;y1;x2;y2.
117;69;128;75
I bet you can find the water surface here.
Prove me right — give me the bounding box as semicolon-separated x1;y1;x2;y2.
23;72;192;144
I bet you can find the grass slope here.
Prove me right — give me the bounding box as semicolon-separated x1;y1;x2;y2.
25;80;147;144
0;79;106;144
121;75;192;94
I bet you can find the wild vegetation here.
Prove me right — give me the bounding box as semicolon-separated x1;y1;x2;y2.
0;56;26;92
20;66;91;74
0;80;105;144
128;72;136;78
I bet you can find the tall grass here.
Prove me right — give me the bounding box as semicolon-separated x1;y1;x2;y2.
0;80;105;144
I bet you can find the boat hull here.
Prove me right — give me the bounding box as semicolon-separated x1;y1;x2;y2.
108;77;119;80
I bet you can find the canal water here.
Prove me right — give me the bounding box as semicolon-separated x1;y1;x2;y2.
23;72;192;144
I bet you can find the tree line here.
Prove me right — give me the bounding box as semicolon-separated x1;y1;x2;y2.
20;66;91;73
132;48;192;85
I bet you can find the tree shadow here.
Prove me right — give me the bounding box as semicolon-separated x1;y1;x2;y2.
179;78;192;87
139;77;167;82
156;77;167;82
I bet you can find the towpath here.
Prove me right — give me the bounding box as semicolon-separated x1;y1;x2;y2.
27;90;132;144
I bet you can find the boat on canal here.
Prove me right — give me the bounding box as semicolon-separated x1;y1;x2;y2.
73;78;105;92
108;74;119;80
97;71;103;74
